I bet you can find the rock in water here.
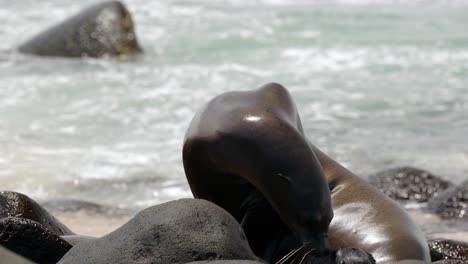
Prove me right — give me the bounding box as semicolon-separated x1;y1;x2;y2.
432;260;466;264
428;180;468;220
0;191;73;235
0;217;72;264
392;261;427;264
368;167;453;202
18;1;142;57
429;239;468;262
58;199;257;264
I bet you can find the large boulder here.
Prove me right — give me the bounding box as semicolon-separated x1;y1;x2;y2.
58;199;257;264
428;180;468;220
368;167;453;202
0;217;72;264
0;191;73;235
18;1;142;58
428;239;468;262
0;245;35;264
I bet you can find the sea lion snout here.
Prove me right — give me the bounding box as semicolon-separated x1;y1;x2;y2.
293;197;333;247
300;233;331;254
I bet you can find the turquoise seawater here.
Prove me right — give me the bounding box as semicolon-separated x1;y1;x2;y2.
0;0;467;209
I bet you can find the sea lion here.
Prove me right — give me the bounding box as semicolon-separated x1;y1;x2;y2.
312;146;431;263
18;1;141;58
183;83;334;263
183;83;431;264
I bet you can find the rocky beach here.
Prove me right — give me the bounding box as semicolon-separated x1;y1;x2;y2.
1;0;467;263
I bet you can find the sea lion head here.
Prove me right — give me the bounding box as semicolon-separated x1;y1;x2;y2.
272;163;333;254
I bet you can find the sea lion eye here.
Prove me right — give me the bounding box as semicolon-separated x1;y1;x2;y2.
278;173;291;184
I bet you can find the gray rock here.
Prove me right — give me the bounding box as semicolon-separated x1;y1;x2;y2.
18;1;142;58
0;245;36;264
428;180;468;220
61;235;97;246
392;261;427;264
40;198;132;217
186;261;266;264
368;167;453;202
428;239;468;262
0;217;72;264
432;260;465;264
0;191;73;235
59;199;257;264
335;248;375;264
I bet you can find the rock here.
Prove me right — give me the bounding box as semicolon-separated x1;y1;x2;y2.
0;217;72;264
335;248;375;264
58;199;256;264
40;198;132;216
61;235;97;246
0;191;73;235
432;260;466;264
428;180;468;220
40;199;109;213
392;261;427;264
186;261;266;264
18;1;142;58
428;239;468;262
0;245;36;264
368;167;453;202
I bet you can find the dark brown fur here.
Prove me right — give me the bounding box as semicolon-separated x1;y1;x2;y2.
183;83;430;264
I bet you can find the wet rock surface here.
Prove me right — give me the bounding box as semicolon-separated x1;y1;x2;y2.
58;199;256;264
0;217;72;264
429;239;468;262
334;248;376;264
0;191;73;235
428;180;468;220
18;1;142;58
432;260;466;264
368;167;453;202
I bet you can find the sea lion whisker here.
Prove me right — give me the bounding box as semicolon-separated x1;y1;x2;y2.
300;247;316;263
298;246;318;264
292;245;314;264
276;245;305;264
276;248;299;263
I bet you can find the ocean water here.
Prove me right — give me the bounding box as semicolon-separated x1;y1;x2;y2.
0;0;467;212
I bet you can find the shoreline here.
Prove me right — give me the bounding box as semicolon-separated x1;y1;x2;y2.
52;203;468;242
